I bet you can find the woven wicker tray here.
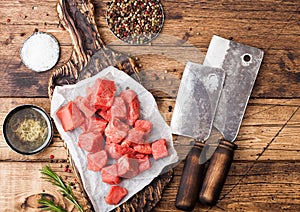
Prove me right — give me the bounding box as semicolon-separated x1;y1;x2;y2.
48;0;173;211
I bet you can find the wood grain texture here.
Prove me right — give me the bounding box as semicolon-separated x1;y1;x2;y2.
48;0;139;97
0;98;299;211
1;161;299;211
0;0;299;97
48;0;173;211
0;0;300;211
0;162;92;212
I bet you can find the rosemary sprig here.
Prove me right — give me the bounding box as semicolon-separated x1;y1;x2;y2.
38;198;67;212
40;165;84;212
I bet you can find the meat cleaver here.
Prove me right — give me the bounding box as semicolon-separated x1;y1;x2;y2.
199;35;264;205
171;62;225;211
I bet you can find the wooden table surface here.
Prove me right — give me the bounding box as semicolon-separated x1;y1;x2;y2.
1;0;300;211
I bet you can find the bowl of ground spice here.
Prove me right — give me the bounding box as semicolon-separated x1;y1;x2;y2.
3;105;53;155
106;0;164;45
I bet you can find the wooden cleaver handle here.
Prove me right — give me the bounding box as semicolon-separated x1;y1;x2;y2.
175;142;205;211
199;139;237;206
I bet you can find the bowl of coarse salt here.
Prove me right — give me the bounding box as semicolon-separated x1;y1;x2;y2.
20;32;60;72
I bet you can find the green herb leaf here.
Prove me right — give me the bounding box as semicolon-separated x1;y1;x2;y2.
38;198;66;212
39;165;84;212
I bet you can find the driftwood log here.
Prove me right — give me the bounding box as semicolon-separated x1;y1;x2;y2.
48;0;173;211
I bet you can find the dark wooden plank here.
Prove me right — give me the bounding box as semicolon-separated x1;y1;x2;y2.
0;0;299;97
0;97;298;210
1;160;299;211
1;98;300;161
154;161;300;211
0;162;91;211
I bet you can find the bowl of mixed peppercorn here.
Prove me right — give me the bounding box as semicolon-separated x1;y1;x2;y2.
106;0;164;45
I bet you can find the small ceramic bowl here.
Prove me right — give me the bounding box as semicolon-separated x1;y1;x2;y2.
2;105;53;155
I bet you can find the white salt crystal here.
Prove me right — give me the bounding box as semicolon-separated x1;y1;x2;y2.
20;32;60;72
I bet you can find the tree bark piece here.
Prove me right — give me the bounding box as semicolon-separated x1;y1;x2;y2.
48;0;172;211
48;0;139;97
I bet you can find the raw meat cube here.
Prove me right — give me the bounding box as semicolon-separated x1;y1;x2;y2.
134;120;152;135
119;145;136;157
105;186;128;205
120;89;137;107
105;136;115;145
134;153;147;159
91;79;116;110
117;154;139;178
78;132;104;153
151;139;169;160
120;89;140;126
133;143;152;155
101;164;121;185
105;118;129;144
105;143;135;159
125;128;145;144
120;140;137;155
56;101;85;132
87;150;108;172
120;140;134;148
138;155;151;173
74;96;96;118
105;143;122;159
97;109;111;122
110;97;127;120
85;117;107;134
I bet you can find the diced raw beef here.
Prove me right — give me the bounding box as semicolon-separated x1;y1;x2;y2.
105;186;128;205
87;150;108;172
78;132;104;153
138;155;151;173
134;153;147;159
120;140;137;156
119;145;136;157
120;89;140;126
97;109;111;122
117;154;139;178
151;139;169;160
105;118;129;144
134;120;152;135
133;143;152;155
120;89;137;106
101;164;121;185
85;117;107;134
105;143;135;159
125;128;145;144
105;136;115;145
56;101;85;132
105;143;122;159
74;96;96;118
91;79;116;110
110;97;127;120
120;140;133;148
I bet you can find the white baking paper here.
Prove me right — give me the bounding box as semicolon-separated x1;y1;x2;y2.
50;66;178;212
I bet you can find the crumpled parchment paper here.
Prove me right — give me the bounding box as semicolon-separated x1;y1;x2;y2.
50;66;178;212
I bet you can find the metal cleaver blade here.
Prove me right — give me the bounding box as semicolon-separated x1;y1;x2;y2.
171;62;225;141
204;35;264;142
172;62;225;211
199;35;264;206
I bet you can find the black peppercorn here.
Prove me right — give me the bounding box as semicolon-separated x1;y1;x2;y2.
106;0;164;45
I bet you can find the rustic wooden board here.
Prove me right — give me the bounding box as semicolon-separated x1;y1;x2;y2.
1;98;300;161
1;0;300;211
1;161;299;211
0;162;92;211
0;98;300;211
0;0;299;97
